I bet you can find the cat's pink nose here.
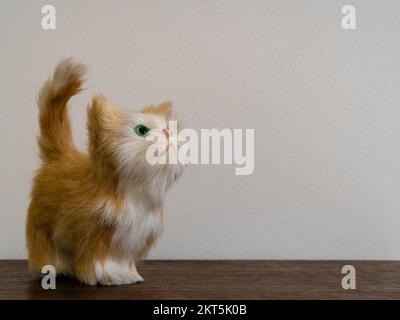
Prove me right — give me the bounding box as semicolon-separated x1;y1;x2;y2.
162;128;170;139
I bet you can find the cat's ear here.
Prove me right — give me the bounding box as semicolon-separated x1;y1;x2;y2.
142;101;172;118
88;95;123;127
87;95;123;153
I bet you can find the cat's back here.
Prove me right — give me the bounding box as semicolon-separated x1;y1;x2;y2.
30;150;92;210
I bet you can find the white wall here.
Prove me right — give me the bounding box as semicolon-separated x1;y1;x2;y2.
1;0;400;260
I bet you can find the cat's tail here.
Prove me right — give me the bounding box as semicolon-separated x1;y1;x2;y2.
37;59;86;162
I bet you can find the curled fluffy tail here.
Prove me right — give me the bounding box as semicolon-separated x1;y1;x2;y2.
37;59;86;162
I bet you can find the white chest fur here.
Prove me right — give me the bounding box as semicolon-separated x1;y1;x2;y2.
98;198;163;258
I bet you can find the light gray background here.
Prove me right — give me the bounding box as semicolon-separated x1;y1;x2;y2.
1;0;400;259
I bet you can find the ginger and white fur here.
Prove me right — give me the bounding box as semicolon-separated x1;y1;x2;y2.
26;59;183;285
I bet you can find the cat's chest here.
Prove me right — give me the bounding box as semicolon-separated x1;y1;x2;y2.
104;200;163;255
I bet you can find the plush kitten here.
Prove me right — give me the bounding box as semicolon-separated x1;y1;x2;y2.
26;59;183;285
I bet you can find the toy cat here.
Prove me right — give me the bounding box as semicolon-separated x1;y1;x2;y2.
26;59;183;285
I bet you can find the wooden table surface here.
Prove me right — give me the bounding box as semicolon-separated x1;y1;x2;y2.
0;260;399;299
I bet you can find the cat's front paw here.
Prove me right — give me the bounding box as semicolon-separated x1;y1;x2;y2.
98;271;143;285
95;259;144;285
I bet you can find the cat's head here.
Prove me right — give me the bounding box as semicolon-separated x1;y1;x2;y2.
87;95;183;202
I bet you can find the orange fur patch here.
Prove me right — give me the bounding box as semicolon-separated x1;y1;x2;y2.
143;101;172;118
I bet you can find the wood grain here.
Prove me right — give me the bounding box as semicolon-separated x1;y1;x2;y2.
0;260;399;299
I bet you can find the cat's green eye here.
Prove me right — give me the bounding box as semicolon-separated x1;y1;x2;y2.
133;124;150;137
